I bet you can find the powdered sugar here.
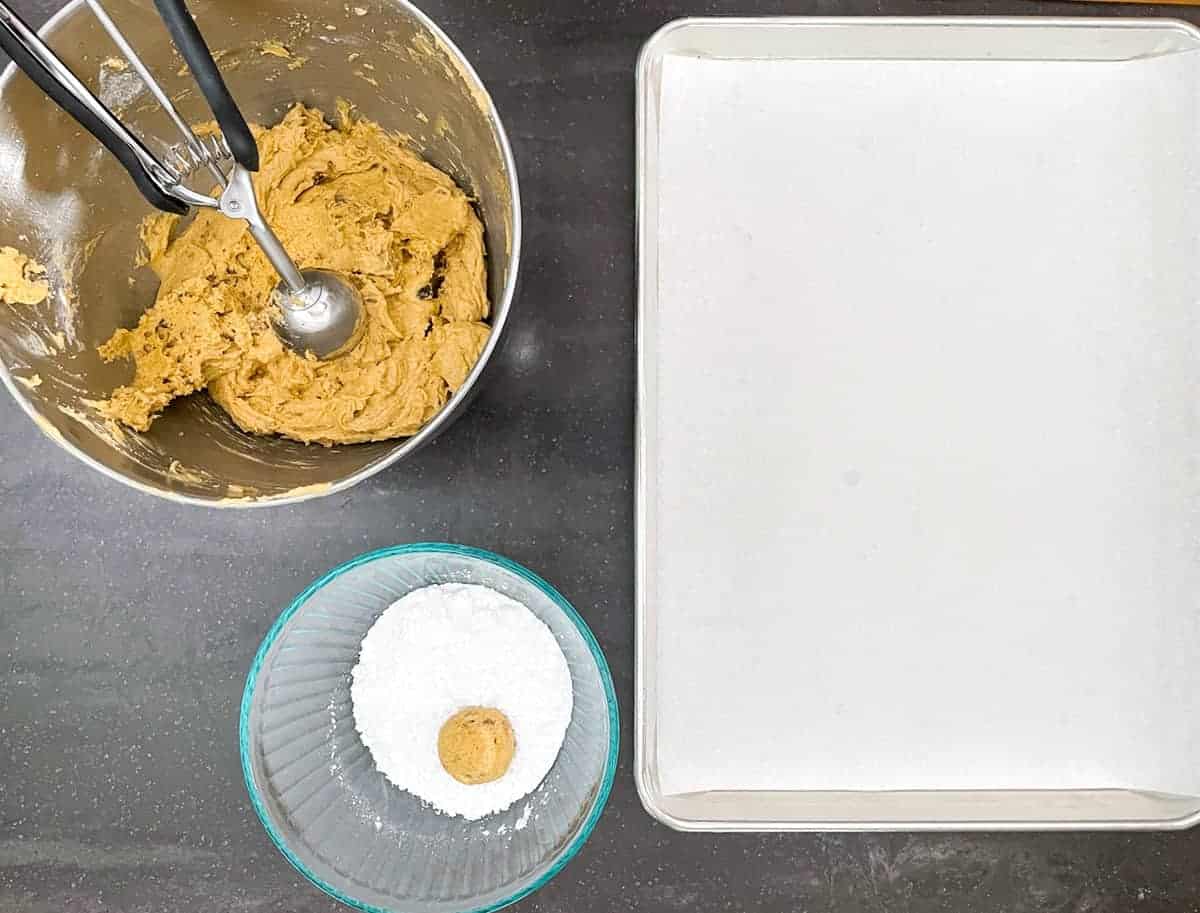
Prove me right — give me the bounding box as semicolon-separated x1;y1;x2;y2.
350;583;573;820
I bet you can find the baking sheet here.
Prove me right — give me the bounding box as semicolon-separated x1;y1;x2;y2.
636;17;1200;830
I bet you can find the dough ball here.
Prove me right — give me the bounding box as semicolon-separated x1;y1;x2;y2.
437;706;515;785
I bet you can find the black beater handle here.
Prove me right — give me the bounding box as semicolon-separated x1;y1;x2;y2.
152;0;259;172
0;0;188;214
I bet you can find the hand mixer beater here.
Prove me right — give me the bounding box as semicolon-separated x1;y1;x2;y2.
0;0;366;360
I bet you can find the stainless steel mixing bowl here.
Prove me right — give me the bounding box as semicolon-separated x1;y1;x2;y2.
0;0;520;505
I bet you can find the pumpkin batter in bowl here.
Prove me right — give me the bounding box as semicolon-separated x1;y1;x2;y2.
98;103;489;445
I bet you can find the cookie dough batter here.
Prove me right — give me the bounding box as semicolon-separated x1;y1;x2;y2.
0;246;49;305
99;103;489;444
437;706;516;785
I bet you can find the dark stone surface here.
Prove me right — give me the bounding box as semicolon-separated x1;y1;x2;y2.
3;0;1200;911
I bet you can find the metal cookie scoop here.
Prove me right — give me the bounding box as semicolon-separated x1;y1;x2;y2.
0;0;364;360
221;163;365;360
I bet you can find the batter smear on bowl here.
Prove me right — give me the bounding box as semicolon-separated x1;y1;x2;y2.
0;246;49;305
98;103;489;445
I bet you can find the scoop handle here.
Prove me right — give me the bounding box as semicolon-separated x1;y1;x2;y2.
0;0;188;214
152;0;258;172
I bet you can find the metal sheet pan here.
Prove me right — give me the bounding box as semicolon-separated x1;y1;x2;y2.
635;16;1200;831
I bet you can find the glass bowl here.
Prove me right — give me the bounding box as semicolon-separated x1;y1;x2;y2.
239;544;618;913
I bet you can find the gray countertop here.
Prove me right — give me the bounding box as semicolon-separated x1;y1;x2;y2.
3;1;1200;911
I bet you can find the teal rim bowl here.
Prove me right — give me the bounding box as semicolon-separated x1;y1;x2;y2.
239;543;619;913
